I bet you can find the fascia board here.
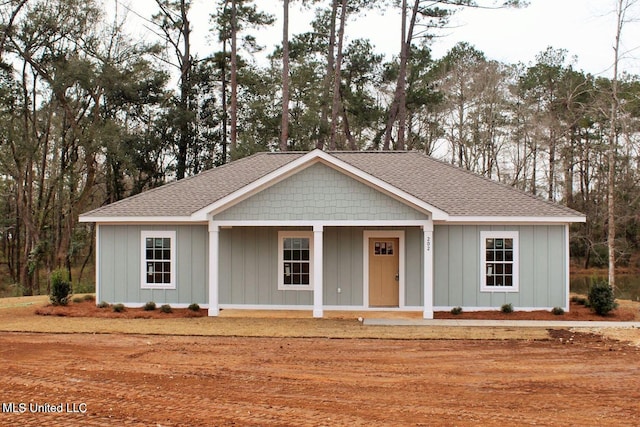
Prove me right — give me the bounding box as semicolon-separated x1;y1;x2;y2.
78;216;200;224
440;216;587;224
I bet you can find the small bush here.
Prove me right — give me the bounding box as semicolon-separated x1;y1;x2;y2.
450;306;463;315
97;301;109;309
72;296;84;304
143;301;157;311
588;280;618;316
551;306;565;315
83;294;96;302
188;303;200;312
160;304;172;313
112;303;126;313
49;269;72;306
500;303;514;314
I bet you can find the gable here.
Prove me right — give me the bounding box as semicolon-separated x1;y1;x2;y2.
212;162;429;221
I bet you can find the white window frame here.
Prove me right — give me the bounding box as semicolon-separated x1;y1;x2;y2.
480;231;519;293
278;231;314;291
141;230;177;289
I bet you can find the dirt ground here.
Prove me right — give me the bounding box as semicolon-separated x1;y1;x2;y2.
1;296;639;426
0;332;639;426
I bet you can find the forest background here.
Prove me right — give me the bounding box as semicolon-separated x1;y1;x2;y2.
0;0;638;296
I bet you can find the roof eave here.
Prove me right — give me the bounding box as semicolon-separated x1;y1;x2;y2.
441;215;586;224
78;216;199;224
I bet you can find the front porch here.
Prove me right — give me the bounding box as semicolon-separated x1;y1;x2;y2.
206;222;435;319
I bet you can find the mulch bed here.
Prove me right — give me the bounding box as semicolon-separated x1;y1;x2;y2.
35;299;206;319
435;300;637;321
34;299;637;321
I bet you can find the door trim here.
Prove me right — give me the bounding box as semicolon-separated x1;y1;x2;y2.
363;230;405;309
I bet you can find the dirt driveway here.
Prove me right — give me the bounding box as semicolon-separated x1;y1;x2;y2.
0;331;639;426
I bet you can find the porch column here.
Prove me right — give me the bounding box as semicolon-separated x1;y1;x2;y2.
423;223;434;319
208;223;220;316
313;225;324;318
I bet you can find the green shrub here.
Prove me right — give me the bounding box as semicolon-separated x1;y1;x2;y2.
97;301;109;309
500;303;514;314
551;307;565;315
112;303;126;313
83;294;96;302
588;280;618;316
188;303;200;312
160;304;172;313
49;269;72;306
143;301;157;311
72;296;84;303
450;306;463;315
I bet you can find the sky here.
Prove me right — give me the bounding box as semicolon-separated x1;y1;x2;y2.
124;0;640;77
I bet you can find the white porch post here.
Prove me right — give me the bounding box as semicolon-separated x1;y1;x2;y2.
208;223;220;316
313;225;324;318
423;222;434;319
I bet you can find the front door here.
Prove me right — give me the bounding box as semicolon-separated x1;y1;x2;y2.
368;238;400;307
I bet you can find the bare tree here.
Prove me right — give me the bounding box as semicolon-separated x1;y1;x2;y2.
607;0;637;288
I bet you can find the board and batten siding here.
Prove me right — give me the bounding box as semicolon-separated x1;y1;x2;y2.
98;225;208;305
218;226;424;307
213;162;428;221
433;224;567;309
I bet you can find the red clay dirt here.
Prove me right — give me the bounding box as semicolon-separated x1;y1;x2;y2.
0;332;639;426
3;299;637;425
35;298;638;321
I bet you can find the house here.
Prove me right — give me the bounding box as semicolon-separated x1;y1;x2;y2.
79;149;586;318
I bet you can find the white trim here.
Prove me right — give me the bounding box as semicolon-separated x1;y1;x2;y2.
95;224;100;304
565;224;570;313
434;306;568;312
140;230;177;289
313;225;324;317
443;216;585;224
480;231;519;293
363;230;405;309
219;304;313;311
107;302;210;309
208;224;220;316
80;216;203;224
423;225;434;319
193;149;447;221
278;231;314;291
210;220;429;227
218;304;424;312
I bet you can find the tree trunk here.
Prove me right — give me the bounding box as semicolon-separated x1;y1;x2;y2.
317;0;338;150
329;0;347;151
608;0;629;289
383;0;418;151
230;0;238;160
280;0;290;151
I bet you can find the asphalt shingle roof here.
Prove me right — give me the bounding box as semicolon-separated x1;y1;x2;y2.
81;150;583;220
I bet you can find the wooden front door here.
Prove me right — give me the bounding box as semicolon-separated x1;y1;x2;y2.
368;238;400;307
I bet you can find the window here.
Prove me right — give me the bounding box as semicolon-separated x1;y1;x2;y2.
141;231;176;289
373;240;395;256
278;231;313;290
480;231;518;292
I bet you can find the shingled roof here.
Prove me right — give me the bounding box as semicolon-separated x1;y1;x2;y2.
80;150;584;221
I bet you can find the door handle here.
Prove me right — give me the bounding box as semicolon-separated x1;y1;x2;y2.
395;273;399;281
